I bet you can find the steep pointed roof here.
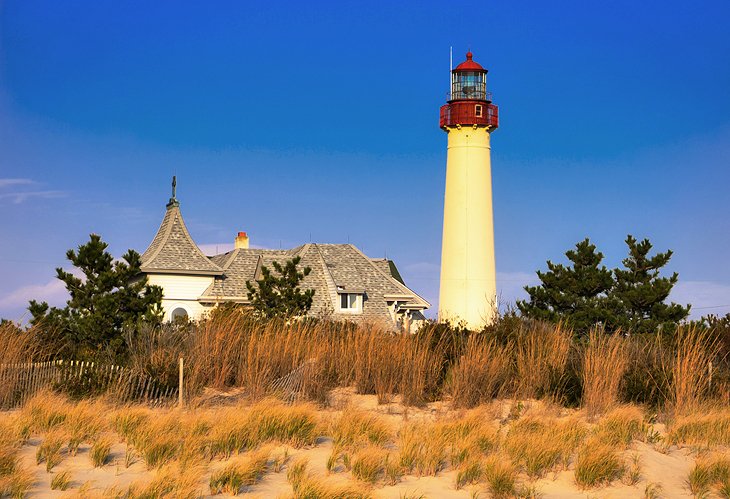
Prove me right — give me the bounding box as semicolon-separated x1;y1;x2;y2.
141;202;223;276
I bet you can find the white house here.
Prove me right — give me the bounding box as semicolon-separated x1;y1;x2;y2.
139;190;430;331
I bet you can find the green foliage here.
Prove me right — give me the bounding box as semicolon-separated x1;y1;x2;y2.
517;238;614;332
518;235;689;334
611;236;690;334
245;256;315;319
28;234;163;360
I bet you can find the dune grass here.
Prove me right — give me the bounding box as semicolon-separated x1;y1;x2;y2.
51;470;72;490
90;435;114;467
209;447;271;494
36;428;66;472
669;409;730;446
573;440;626;488
592;405;646;448
330;410;391;450
582;329;629;417
686;455;730;497
504;416;586;478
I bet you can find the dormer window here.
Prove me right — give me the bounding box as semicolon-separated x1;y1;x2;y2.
337;288;364;314
340;294;358;310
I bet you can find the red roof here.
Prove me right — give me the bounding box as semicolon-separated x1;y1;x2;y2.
453;51;486;72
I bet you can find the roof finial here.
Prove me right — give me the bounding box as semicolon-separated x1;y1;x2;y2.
167;175;180;208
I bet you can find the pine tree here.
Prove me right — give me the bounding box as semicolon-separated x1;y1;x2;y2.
28;234;163;360
245;256;315;319
517;238;614;333
611;235;690;333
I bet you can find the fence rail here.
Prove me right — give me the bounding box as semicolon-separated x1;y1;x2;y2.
0;360;178;409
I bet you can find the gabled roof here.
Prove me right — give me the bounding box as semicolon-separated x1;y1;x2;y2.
141;203;223;276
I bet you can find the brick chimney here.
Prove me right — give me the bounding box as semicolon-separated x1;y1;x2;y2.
235;231;249;249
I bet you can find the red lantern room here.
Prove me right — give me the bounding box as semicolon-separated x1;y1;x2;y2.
440;52;499;130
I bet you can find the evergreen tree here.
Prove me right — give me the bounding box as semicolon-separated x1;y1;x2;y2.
246;256;315;319
28;234;163;360
611;235;690;333
517;238;614;333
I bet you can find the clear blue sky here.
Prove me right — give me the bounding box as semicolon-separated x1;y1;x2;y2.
1;0;729;321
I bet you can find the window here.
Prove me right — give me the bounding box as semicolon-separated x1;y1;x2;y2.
340;293;357;309
171;307;188;322
475;104;483;117
339;293;362;312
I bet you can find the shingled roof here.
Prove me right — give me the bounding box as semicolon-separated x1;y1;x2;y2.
141;202;223;275
199;243;429;322
139;194;430;325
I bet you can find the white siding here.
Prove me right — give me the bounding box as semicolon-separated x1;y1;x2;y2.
147;274;215;321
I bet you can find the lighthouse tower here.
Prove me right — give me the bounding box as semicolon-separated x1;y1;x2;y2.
438;51;499;329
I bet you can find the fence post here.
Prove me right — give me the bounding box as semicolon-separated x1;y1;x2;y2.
178;357;184;408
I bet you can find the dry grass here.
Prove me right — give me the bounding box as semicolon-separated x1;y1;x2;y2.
0;322;50;406
582;328;629;417
90;435;114;467
483;455;518;498
66;400;106;455
397;422;447;476
669;410;730;446
127;464;203;499
51;470;72;490
209;399;319;458
671;326;721;416
450;335;511;408
330;410;391;450
515;322;571;399
351;445;388;483
504;416;586;478
290;476;370;499
574;440;626;488
21;390;70;433
686;454;730;497
36;428;66;472
0;417;33;499
592;405;646;448
209;447;271;494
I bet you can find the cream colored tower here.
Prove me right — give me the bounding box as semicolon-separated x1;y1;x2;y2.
438;52;499;329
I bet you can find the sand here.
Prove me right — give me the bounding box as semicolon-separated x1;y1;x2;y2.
11;390;702;498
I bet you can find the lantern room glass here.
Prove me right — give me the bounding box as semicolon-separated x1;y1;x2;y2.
451;71;487;100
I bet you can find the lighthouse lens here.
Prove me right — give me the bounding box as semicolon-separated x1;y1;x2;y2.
453;71;485;100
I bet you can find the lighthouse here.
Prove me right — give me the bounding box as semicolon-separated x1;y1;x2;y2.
438;51;499;329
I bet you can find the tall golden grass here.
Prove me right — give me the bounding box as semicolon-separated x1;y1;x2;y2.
4;312;728;415
514;322;571;400
670;326;721;416
582;328;629;417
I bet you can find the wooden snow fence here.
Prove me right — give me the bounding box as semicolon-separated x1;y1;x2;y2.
0;360;178;409
269;358;315;403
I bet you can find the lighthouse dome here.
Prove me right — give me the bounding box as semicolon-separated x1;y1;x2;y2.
453;52;486;72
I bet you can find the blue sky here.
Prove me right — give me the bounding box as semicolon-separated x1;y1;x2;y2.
1;0;729;321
